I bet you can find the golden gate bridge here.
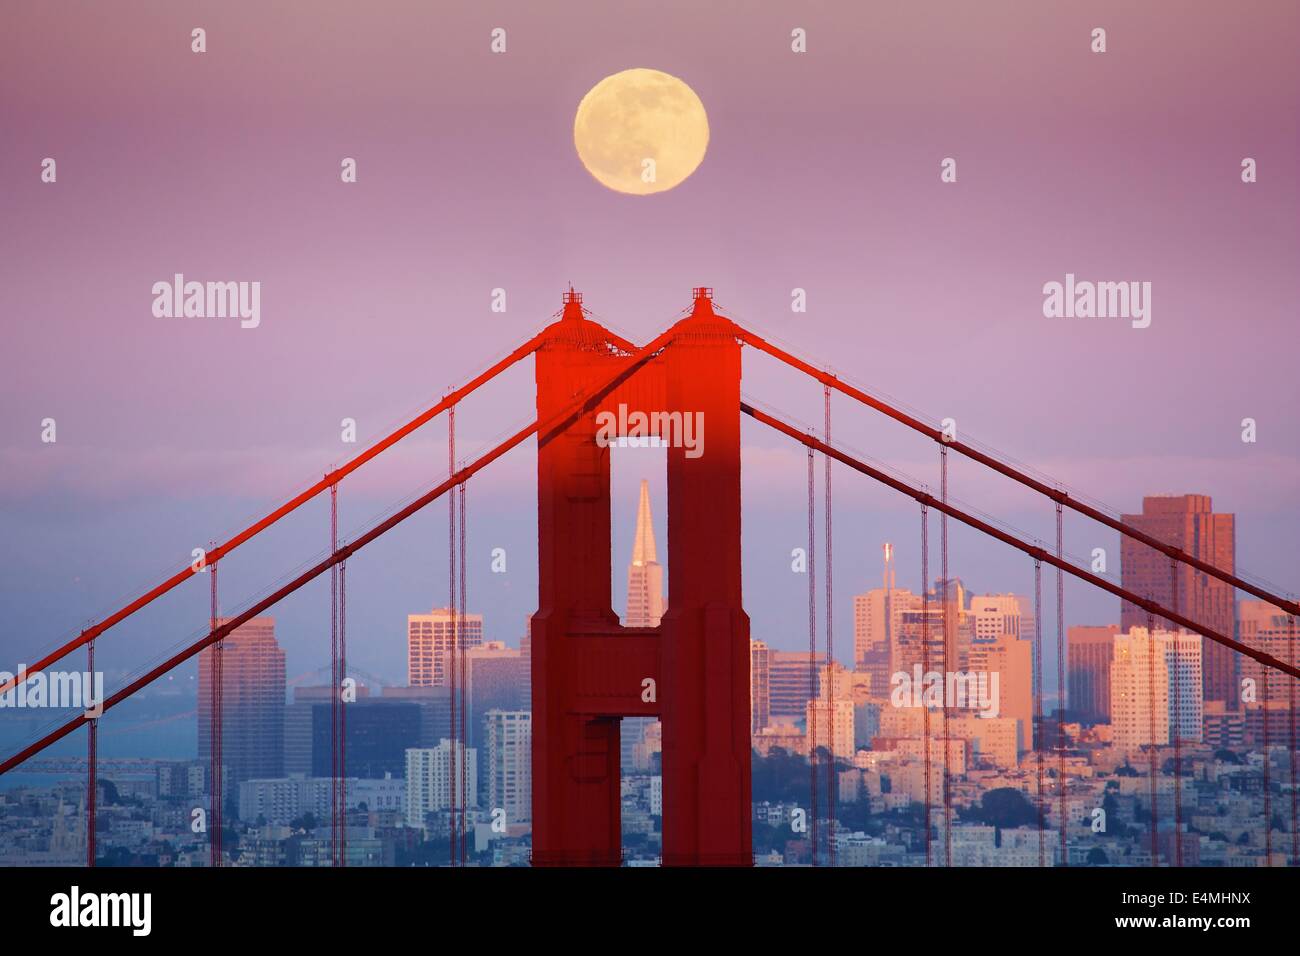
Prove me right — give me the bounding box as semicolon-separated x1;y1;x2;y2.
2;288;1296;867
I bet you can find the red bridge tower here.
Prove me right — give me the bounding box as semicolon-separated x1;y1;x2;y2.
530;288;752;866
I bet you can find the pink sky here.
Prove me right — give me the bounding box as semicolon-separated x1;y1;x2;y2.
1;1;1296;693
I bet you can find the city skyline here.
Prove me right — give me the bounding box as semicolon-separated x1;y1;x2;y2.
3;450;1297;870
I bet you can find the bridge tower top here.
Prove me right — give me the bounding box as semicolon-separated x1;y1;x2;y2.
673;284;738;341
542;287;623;353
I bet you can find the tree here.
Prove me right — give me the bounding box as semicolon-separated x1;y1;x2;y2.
969;788;1037;829
751;821;785;854
835;798;878;834
750;748;813;804
1100;791;1128;837
1086;847;1108;865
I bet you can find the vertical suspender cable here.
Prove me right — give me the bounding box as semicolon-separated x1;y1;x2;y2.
339;554;348;867
823;386;836;866
1055;503;1066;866
87;635;96;868
1170;557;1182;867
1033;559;1045;866
920;503;931;867
940;448;951;867
448;405;459;866
806;445;819;866
1146;610;1159;865
330;483;340;866
1289;611;1298;865
210;555;222;868
1262;621;1272;863
459;477;468;865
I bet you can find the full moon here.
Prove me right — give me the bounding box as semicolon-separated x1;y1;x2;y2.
573;68;709;196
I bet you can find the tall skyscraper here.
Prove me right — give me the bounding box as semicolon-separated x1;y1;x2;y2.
967;633;1033;751
285;683;452;777
854;542;899;667
805;696;855;760
310;698;421;779
893;603;947;677
624;479;666;627
1110;627;1203;752
1165;631;1204;744
284;683;357;776
1120;494;1235;704
623;481;666;767
933;576;967;670
1067;624;1120;725
407;607;484;687
1110;628;1169;752
485;710;531;824
750;639;771;733
197;616;286;788
467;642;528;749
967;594;1023;642
769;650;819;722
1237;600;1299;719
405;740;477;828
854;581;920;699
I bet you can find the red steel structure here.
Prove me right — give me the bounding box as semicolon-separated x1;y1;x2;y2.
1;288;1298;868
530;288;751;865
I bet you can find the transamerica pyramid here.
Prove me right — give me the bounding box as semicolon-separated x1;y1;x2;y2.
625;479;666;627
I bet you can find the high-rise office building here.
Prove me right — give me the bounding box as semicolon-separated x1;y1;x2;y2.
284;683;356;776
1202;700;1245;750
818;661;853;702
198;616;285;789
1110;627;1203;752
378;685;453;748
854;581;920;700
624;479;666;627
1121;495;1235;704
1164;631;1204;744
933;577;968;670
405;741;477;828
1111;628;1169;752
485;710;531;824
285;684;451;776
407;608;484;687
750;639;771;733
805;697;855;760
854;542;901;667
967;633;1033;751
769;650;819;722
1238;600;1299;710
893;603;948;677
467;642;528;749
310;699;421;779
1067;625;1119;725
967;594;1023;642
